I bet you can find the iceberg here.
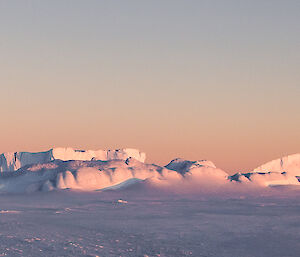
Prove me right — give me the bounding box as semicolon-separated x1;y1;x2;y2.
253;153;300;176
0;147;146;172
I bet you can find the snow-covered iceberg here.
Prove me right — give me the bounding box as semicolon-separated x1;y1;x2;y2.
229;154;300;187
253;153;300;176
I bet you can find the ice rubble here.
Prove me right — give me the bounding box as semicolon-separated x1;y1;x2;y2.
0;150;299;193
0;147;146;172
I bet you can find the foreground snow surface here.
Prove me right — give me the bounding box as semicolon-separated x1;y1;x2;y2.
1;190;300;257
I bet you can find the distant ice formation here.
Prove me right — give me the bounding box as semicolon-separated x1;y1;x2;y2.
229;154;300;187
253;154;300;176
0;149;299;193
0;148;146;172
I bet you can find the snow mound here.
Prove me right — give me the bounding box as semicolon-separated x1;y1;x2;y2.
0;148;146;172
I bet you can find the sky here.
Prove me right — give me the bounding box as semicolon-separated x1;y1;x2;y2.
0;0;299;173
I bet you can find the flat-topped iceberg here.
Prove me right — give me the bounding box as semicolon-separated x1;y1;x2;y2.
0;147;146;172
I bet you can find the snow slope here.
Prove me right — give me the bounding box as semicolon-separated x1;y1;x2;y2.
0;148;146;172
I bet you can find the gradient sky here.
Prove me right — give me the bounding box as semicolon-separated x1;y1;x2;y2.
0;0;299;173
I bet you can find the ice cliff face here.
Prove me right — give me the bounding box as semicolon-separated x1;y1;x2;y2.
0;148;146;172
